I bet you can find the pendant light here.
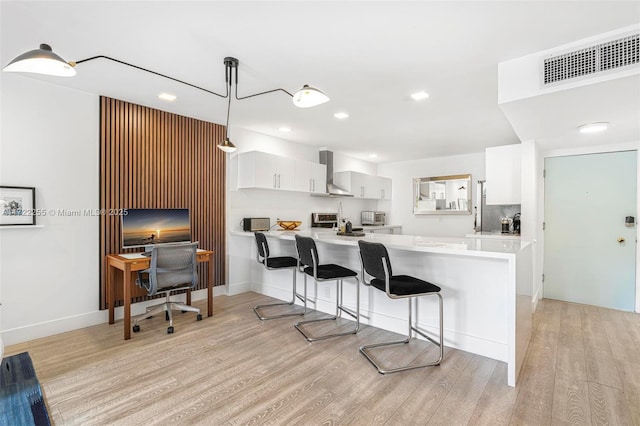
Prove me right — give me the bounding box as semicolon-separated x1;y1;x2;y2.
3;44;76;76
216;57;238;153
217;73;237;153
4;46;330;152
292;85;330;108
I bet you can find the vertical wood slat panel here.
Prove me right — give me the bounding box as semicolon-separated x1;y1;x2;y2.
99;97;226;310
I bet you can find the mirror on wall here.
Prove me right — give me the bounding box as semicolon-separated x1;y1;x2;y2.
413;174;472;215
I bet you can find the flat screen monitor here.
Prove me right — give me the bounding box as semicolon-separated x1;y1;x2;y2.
121;208;191;249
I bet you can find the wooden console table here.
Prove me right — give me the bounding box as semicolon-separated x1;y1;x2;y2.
105;250;214;340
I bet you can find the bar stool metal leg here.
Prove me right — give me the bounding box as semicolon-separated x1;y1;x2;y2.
294;276;360;342
253;265;307;320
359;293;443;374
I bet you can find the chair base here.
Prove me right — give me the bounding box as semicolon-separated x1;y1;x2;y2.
253;292;307;321
132;293;201;334
360;326;443;374
360;294;443;374
294;307;359;342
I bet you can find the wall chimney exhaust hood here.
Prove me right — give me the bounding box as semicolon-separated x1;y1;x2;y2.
312;150;353;197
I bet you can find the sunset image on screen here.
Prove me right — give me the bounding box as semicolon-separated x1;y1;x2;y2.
122;209;190;247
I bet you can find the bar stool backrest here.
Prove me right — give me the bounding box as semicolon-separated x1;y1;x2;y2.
254;232;270;260
295;235;319;268
358;240;393;280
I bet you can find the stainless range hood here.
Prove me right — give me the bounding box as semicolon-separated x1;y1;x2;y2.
312;150;353;197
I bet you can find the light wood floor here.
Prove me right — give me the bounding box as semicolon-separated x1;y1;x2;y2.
5;292;640;425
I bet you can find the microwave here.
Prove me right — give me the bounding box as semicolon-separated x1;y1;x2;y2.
242;217;270;232
361;211;386;226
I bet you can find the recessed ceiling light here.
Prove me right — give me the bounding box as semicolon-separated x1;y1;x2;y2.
158;93;177;101
279;126;292;132
578;122;609;133
369;153;378;158
334;112;349;120
410;91;429;101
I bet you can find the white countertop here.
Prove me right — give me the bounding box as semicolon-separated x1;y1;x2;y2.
231;229;528;259
360;224;402;231
465;231;521;240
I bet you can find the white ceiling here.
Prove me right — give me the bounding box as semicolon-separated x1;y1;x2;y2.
2;1;639;163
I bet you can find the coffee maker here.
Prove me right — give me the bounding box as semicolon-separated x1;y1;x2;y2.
512;213;521;235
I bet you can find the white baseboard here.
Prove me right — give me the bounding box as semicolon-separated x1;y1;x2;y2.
1;286;228;347
228;280;252;296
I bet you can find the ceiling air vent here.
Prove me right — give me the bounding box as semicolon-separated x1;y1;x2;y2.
543;33;639;85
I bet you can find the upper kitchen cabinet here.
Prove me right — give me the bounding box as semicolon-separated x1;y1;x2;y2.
237;151;295;191
333;171;392;200
485;144;521;205
294;160;326;194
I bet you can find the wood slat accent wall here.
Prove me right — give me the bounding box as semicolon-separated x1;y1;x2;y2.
99;96;226;309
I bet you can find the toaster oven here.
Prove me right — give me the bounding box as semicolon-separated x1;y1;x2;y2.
361;211;386;225
242;217;270;232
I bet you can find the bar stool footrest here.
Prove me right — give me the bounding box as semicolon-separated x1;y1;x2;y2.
253;291;307;321
294;315;359;342
359;335;443;374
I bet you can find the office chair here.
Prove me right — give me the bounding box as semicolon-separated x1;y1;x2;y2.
253;232;306;320
358;240;444;374
294;235;360;341
132;242;202;334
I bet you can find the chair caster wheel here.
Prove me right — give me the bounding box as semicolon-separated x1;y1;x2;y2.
197;314;203;321
167;326;174;334
133;325;140;333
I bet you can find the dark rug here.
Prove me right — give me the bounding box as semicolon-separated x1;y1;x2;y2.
0;352;51;426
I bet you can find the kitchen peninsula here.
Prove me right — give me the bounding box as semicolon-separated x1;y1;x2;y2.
228;229;533;387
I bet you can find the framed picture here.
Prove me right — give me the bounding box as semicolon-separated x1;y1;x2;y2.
0;186;36;226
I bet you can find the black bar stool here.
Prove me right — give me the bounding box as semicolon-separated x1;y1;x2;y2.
253;232;306;320
294;235;360;341
358;240;444;374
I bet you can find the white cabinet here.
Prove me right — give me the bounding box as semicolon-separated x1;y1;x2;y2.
378;175;392;200
485;144;521;205
294;161;326;194
334;171;392;200
237;151;295;191
238;151;326;194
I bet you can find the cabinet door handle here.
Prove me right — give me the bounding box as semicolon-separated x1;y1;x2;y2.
309;178;312;192
273;174;276;188
277;174;281;188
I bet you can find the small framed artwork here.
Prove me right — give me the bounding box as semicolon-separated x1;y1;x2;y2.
0;186;36;226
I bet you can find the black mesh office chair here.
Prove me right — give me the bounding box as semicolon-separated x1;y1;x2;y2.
358;240;443;373
132;242;202;334
294;235;360;341
253;232;306;320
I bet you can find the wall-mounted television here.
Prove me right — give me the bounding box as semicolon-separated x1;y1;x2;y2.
121;208;191;249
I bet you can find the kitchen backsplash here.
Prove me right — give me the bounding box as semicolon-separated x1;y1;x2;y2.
480;204;521;233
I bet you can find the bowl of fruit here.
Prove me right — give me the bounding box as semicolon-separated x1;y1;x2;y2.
277;220;302;230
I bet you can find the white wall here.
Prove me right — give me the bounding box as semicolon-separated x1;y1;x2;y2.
378;152;485;237
0;74;102;345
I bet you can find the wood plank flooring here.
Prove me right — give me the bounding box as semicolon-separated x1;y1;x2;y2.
5;293;639;425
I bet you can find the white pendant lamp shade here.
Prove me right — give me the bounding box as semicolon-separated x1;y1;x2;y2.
292;85;329;108
217;138;237;153
3;44;76;77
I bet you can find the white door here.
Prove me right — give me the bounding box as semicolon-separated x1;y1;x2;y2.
544;151;637;311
